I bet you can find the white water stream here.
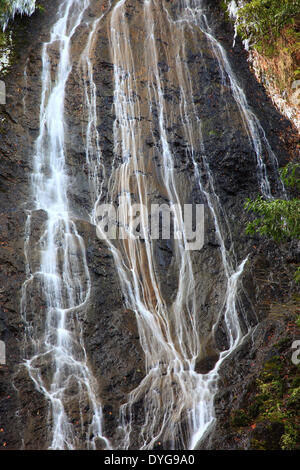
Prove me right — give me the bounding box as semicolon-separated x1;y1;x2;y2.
21;0;110;450
21;0;284;450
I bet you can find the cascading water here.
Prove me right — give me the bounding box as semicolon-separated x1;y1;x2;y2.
21;0;285;450
21;0;110;450
79;6;110;221
102;0;283;449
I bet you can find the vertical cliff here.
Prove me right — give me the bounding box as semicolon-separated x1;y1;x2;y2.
0;0;299;450
222;0;300;130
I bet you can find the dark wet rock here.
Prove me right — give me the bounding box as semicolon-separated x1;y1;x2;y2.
0;0;299;450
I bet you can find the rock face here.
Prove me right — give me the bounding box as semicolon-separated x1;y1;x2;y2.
0;0;299;450
221;0;300;131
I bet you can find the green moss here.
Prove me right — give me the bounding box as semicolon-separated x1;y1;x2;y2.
0;30;13;74
286;387;300;410
36;4;45;13
229;353;300;449
248;400;261;419
222;0;300;71
280;425;299;450
295;270;300;284
254;358;300;448
262;356;283;373
220;0;230;13
273;337;292;352
291;376;300;388
254;41;277;58
230;409;251;427
236;0;299;47
250;438;267;450
0;0;11;21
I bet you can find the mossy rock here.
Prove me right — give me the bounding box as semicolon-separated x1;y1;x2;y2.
250;438;267;450
251;420;285;450
273;337;291;352
261;356;283;378
230;409;251;428
280;426;300;450
286;387;300;410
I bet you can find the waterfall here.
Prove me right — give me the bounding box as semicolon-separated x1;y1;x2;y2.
21;0;110;450
100;0;282;449
21;0;284;450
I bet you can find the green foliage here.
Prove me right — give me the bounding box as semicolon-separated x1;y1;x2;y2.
36;3;45;13
0;0;11;16
244;195;300;242
244;163;300;282
280;425;299;450
233;356;300;450
244;162;300;242
0;0;13;26
250;438;267;449
230;409;251;427
223;0;300;57
236;0;300;42
0;0;37;30
286;387;300;409
294;267;300;283
279;162;300;192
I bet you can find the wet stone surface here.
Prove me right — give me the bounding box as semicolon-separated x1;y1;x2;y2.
0;0;298;449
